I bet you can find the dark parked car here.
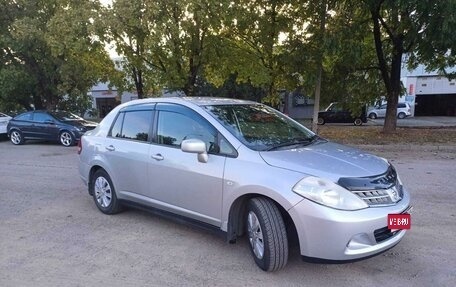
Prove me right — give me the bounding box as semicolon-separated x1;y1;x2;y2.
318;102;367;126
7;110;97;146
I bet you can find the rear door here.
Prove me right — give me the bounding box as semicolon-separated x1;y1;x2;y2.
103;107;154;196
146;103;226;226
377;104;387;117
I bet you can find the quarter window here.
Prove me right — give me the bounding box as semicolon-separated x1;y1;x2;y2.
110;113;124;138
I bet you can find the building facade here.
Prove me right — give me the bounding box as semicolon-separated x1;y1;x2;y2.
402;65;456;116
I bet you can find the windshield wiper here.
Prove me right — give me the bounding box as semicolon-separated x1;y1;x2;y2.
266;135;319;151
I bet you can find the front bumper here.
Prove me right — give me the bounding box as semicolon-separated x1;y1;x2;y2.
289;188;411;261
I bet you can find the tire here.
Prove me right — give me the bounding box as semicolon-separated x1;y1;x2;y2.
90;169;122;214
354;118;363;126
368;113;377;119
397;112;406;119
10;130;24;145
317;117;325;125
246;197;288;272
59;131;74;147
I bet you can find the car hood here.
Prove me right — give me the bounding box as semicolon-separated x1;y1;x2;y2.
259;141;389;182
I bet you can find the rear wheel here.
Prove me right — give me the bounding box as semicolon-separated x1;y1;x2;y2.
10;130;24;145
90;169;122;214
368;113;377;119
397;112;406;119
59;131;74;147
354;118;363;126
317;117;325;125
246;197;288;272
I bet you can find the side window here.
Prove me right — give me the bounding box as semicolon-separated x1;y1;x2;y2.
15;113;32;121
398;103;406;108
380;104;387;109
109;112;124;138
157;111;218;153
109;111;152;142
33;113;54;123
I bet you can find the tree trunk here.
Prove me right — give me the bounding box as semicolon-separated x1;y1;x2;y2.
369;3;403;133
312;66;323;133
311;0;327;133
383;49;403;133
32;93;44;110
132;67;144;99
184;55;199;97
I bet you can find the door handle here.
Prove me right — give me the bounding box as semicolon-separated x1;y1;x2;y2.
151;153;164;161
105;145;115;151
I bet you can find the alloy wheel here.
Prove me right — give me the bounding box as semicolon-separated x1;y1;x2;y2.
60;132;73;146
94;176;112;208
10;131;21;145
247;211;264;259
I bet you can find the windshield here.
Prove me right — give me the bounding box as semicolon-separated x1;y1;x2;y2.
49;111;83;121
204;104;316;151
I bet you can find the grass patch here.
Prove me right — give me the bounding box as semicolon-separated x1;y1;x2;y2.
316;126;456;145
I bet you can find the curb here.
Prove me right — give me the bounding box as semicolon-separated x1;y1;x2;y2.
352;144;456;152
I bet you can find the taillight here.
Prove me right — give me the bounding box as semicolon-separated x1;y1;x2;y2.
77;138;82;155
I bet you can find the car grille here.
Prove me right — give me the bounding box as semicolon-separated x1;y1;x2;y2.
374;227;399;243
338;166;403;207
351;189;392;205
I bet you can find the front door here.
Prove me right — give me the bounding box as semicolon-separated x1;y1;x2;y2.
147;104;225;226
31;112;60;140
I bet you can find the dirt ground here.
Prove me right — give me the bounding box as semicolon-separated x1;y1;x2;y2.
0;139;455;287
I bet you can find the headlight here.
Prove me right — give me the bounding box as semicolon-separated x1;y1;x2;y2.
292;176;368;211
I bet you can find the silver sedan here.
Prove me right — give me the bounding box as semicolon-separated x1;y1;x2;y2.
78;97;411;271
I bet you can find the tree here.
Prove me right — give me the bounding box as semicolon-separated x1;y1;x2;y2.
364;0;456;132
145;0;229;96
0;0;114;112
103;0;229;97
208;0;301;104
102;0;156;98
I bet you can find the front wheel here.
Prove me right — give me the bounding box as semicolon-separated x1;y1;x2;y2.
354;118;363;126
368;113;377;119
10;130;24;145
90;169;122;214
246;197;288;272
59;131;74;147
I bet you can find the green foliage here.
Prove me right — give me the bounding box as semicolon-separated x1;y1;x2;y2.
359;0;456;131
2;0;455;123
0;0;114;111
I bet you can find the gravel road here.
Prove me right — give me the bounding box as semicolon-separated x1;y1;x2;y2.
0;139;455;287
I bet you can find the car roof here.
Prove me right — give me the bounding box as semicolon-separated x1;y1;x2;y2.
122;97;258;108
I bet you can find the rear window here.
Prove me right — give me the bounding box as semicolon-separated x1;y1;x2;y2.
398;103;406;108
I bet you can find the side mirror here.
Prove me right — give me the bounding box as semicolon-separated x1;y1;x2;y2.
44;119;55;125
181;139;208;163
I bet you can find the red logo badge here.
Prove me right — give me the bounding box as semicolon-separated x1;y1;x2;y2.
388;214;411;230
